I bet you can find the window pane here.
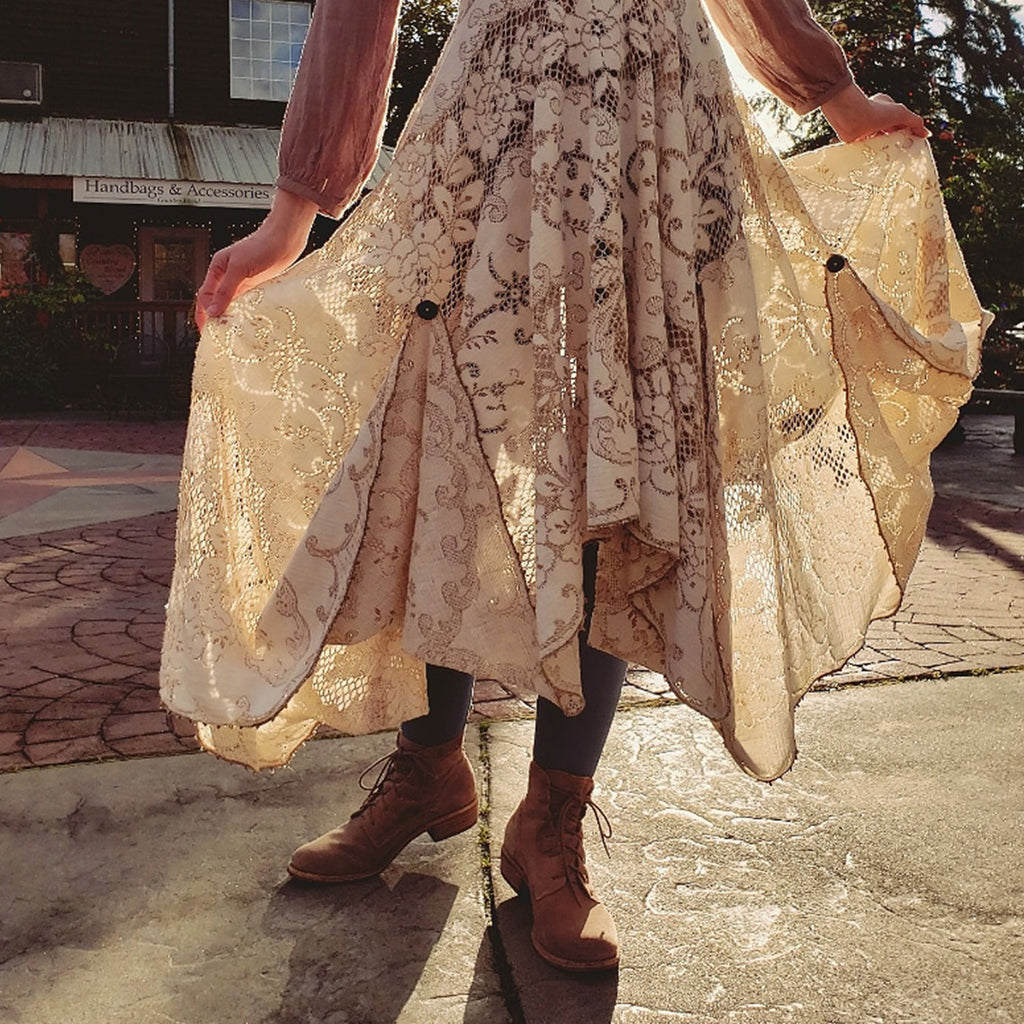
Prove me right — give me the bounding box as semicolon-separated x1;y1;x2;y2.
153;239;196;301
230;0;309;101
59;233;77;270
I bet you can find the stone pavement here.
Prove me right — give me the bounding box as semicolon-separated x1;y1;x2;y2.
2;673;1021;1023
0;414;1021;770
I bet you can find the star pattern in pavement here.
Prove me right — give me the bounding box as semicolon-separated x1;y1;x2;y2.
0;447;182;537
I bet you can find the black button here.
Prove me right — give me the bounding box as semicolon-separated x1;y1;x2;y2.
416;300;440;320
826;254;846;273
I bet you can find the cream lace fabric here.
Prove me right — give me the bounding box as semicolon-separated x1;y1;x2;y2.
160;0;988;781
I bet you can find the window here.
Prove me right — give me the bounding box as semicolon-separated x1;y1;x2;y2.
138;227;209;303
229;0;311;102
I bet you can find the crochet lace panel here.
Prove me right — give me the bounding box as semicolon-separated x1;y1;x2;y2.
160;0;985;779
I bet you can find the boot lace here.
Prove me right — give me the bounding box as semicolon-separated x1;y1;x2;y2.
351;748;415;819
555;795;613;901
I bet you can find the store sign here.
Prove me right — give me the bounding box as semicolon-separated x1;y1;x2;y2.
73;177;273;209
80;244;136;295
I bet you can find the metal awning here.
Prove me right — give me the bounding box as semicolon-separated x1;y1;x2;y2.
0;116;392;188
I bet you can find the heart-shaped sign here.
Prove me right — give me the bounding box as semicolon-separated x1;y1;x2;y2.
80;244;136;295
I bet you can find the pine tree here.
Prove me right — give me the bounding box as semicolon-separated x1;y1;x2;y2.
778;1;1024;383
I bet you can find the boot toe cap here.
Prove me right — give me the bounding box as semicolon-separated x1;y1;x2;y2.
533;903;620;970
287;834;376;882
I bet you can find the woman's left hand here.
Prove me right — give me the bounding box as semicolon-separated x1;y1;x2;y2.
821;84;929;143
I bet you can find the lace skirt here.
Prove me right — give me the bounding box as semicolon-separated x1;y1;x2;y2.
159;0;986;779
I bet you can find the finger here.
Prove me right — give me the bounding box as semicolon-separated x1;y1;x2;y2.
207;259;249;318
196;249;230;317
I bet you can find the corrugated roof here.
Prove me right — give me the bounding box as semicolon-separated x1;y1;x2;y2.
0;117;392;186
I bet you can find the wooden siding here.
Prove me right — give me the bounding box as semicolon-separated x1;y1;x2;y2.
0;0;303;127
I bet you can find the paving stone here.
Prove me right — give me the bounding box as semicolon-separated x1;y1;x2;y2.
867;636;930;651
473;678;513;701
171;715;199;738
471;698;534;721
115;690;163;714
17;677;84;699
0;752;31;770
25;735;115;766
1;415;1022;773
0;731;24;754
895;626;955;642
102;711;172;740
67;682;134;703
34;700;110;721
947;625;1003;641
0;695;51;714
71;663;146;683
29;651;109;675
73;619;135;636
0;712;35;732
25;718;105;745
892;649;959;669
0;666;53;688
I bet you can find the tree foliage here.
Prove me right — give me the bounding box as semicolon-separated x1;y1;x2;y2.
385;0;458;146
775;1;1024;381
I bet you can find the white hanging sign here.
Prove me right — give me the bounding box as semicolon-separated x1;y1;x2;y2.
73;177;273;209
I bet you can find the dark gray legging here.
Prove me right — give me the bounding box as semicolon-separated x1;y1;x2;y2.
401;543;628;777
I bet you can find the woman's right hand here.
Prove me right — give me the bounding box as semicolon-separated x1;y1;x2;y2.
821;84;929;144
195;188;319;330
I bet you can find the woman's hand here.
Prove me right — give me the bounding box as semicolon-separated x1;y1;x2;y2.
194;189;319;330
821;84;929;144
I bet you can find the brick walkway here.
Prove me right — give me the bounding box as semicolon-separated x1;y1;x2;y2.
0;415;1021;771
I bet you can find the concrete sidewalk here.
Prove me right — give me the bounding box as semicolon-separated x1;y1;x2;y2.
2;672;1022;1023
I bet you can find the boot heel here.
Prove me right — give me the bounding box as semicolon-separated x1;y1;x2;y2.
499;850;527;894
427;800;479;841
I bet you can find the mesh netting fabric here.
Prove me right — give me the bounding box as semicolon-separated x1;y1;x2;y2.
159;0;987;779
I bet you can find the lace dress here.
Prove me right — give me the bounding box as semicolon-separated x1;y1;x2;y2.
159;0;988;780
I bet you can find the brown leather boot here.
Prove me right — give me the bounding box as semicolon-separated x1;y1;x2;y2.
287;732;478;882
500;761;619;971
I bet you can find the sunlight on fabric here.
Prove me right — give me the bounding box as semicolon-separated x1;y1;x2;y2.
713;25;799;152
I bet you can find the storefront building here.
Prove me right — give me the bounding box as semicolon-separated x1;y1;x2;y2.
0;0;388;409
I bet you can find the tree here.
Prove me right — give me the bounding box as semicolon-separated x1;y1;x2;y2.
385;0;458;147
763;1;1024;384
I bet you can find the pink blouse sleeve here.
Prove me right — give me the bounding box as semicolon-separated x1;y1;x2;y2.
276;0;402;218
703;0;854;115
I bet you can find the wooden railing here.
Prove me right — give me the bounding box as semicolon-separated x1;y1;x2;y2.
73;300;197;412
